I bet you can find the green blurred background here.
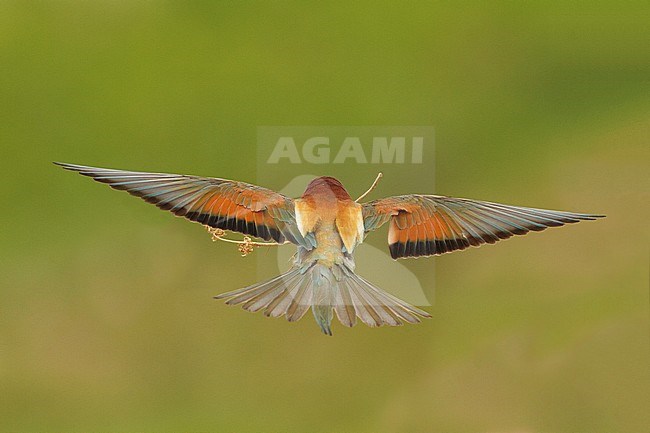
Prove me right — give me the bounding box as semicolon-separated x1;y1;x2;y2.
1;1;648;432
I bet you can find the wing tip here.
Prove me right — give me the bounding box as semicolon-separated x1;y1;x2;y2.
53;161;73;169
53;161;91;172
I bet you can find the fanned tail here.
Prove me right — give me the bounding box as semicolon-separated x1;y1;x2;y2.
215;262;431;335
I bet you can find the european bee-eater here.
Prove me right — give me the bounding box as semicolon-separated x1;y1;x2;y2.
56;163;603;335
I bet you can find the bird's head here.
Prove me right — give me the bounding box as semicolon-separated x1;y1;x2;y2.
302;176;352;201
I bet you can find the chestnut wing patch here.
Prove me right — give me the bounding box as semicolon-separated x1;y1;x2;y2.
362;195;603;259
57;163;307;247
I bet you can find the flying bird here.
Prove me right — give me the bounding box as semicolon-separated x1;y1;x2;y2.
56;163;603;335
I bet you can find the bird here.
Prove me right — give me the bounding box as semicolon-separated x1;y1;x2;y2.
56;162;604;335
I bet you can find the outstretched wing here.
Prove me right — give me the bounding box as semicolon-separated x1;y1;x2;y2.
56;163;309;247
362;195;603;259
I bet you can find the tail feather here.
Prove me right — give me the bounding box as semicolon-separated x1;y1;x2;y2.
215;262;430;335
355;273;431;323
311;265;335;335
242;283;287;312
350;278;402;327
347;283;383;327
263;270;305;318
332;283;357;328
215;270;291;304
286;277;313;322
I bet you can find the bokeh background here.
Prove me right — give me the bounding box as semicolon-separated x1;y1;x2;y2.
1;2;648;432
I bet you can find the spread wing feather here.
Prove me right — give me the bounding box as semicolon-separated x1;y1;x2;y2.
56;163;310;247
362;195;603;259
